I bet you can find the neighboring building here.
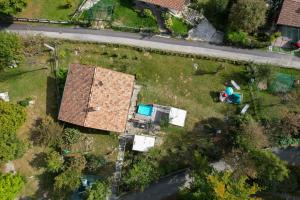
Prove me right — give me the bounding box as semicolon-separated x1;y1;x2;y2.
139;0;189;16
277;0;300;42
58;64;135;133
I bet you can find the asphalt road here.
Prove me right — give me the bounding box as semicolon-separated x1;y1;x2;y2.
2;23;300;69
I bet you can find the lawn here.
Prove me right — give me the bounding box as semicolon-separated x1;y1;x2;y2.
169;16;190;36
112;0;157;29
17;0;83;20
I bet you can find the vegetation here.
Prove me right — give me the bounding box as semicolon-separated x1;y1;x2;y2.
0;0;27;14
46;151;64;173
0;101;26;163
180;153;261;200
85;154;107;173
33;116;64;147
17;0;82;20
229;0;267;33
0;32;24;70
0;173;25;200
86;181;110;200
165;14;190;36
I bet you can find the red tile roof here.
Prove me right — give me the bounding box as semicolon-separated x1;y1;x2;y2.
58;64;135;133
277;0;300;28
140;0;188;11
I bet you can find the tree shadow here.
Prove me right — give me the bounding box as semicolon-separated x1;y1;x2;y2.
29;152;47;169
0;68;48;82
221;71;249;86
0;13;13;28
210;91;220;102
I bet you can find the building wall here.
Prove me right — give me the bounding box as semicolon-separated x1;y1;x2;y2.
279;25;300;42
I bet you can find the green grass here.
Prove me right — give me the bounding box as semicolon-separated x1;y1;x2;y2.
17;0;83;20
170;16;190;36
56;42;300;130
111;0;158;30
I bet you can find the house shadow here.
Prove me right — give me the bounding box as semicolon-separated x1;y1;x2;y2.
46;76;59;119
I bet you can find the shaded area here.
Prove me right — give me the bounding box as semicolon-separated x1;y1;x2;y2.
272;147;300;166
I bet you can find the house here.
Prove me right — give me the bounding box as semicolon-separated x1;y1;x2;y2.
58;64;135;133
138;0;189;16
277;0;300;42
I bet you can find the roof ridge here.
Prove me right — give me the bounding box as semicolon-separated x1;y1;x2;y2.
83;67;97;127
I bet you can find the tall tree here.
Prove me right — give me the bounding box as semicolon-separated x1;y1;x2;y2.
0;0;27;15
0;173;25;200
229;0;268;33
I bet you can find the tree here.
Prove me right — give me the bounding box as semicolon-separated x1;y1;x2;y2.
238;119;269;149
0;134;25;163
86;181;110;200
252;150;289;188
85;154;106;173
0;0;27;15
46;151;64;173
0;101;26;163
62;128;81;146
281;112;300;137
180;171;260;200
0;31;24;70
33;116;63;147
229;0;268;33
0;101;26;135
123;159;159;191
0;173;25;200
54;168;81;197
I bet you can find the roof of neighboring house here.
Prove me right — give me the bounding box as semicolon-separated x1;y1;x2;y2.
58;64;135;133
140;0;188;11
277;0;300;28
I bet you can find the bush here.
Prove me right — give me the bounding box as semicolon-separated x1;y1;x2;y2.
0;101;26;135
86;181;110;200
226;31;270;48
143;9;156;21
85;154;106;172
18;97;32;107
0;32;24;70
46;151;64;173
33;116;63;147
62;128;81;146
0;173;25;200
54;168;81;197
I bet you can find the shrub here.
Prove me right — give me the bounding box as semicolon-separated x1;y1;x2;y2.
46;151;64;173
0;101;26;135
54;168;81;197
226;31;270;48
0;0;27;15
123;159;159;191
62;128;81;146
0;173;25;200
143;9;156;21
281;112;300;137
86;181;110;200
64;0;75;8
85;154;106;172
18;97;32;107
0;32;24;70
33;116;63;147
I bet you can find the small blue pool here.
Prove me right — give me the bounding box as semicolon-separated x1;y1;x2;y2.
137;104;153;116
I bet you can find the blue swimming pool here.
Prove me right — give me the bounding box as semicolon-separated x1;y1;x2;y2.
137;104;153;116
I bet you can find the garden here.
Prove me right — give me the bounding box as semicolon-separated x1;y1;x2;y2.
16;0;83;21
1;31;300;199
